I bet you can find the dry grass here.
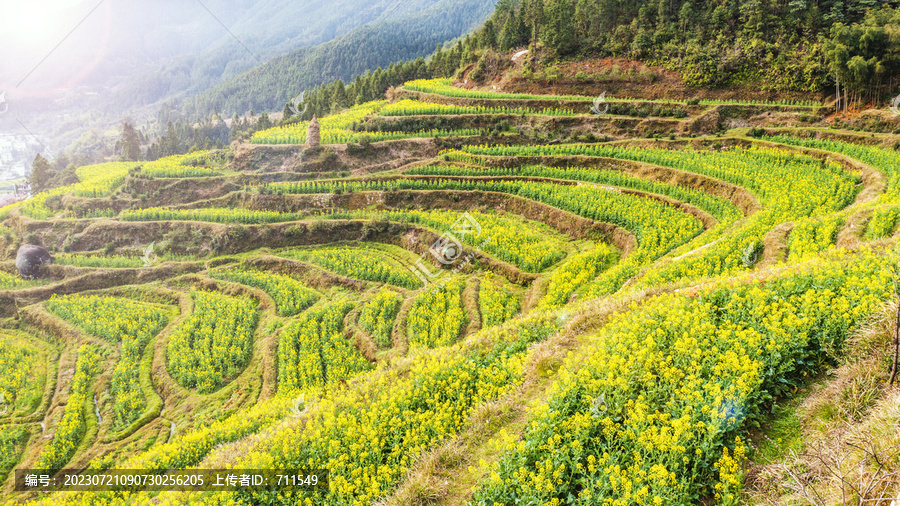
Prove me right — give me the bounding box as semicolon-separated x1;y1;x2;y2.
376;401;517;506
837;209;872;250
760;222;793;268
748;395;900;506
746;302;900;505
346;307;378;362
378;289;645;505
462;276;482;336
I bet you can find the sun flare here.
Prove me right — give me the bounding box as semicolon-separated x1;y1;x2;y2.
7;0;86;46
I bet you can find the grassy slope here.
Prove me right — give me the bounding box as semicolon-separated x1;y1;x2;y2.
5;61;900;504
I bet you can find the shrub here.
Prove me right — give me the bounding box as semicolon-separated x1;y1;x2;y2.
747;127;766;137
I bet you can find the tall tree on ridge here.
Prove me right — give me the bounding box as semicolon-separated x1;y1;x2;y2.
542;0;577;55
30;154;52;193
120;123;142;161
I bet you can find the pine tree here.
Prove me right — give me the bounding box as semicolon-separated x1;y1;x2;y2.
30;154;52;193
430;44;444;76
121;123;142;161
147;142;160;161
542;0;578;55
516;7;530;45
331;80;349;112
524;0;545;42
482;19;497;48
500;9;521;50
257;112;273;131
165;121;179;157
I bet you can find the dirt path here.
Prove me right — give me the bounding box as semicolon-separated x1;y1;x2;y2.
759;222;794;268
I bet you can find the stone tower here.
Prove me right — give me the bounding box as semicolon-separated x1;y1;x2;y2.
306;116;320;147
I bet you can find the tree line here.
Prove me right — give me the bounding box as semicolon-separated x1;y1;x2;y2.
33;0;900;193
184;0;495;117
282;60;432;121
284;0;900;112
455;0;900;106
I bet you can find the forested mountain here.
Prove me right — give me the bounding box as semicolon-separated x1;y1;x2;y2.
184;0;498;116
19;0;900;165
267;0;900;128
456;0;900;104
5;0;430;109
106;0;497;114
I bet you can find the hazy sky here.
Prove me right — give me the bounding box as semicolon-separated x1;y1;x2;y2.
0;0;247;142
0;1;221;96
0;0;486;147
0;0;393;99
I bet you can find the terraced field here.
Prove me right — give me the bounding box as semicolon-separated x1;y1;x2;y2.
1;76;899;505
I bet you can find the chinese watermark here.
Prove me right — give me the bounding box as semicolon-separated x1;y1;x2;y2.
890;94;900;115
290;394;304;417
0;92;8;116
589;393;607;418
288;91;308;117
290;393;317;418
406;212;491;290
141;242;158;267
591;91;609;116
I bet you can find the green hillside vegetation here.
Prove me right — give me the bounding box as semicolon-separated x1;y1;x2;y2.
6;1;900;503
185;0;498;117
454;0;900;97
285;0;900;123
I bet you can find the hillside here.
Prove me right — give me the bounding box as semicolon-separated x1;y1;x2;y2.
2;58;900;505
1;0;496;165
184;0;499;116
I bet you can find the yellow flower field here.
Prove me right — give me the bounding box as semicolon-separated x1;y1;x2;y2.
211;268;319;317
278;300;371;392
358;288;403;347
407;278;467;348
166;291;259;393
46;294;169;427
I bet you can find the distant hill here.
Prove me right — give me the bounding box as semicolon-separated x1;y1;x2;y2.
104;0;496;114
1;0;495;162
183;0;498;117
